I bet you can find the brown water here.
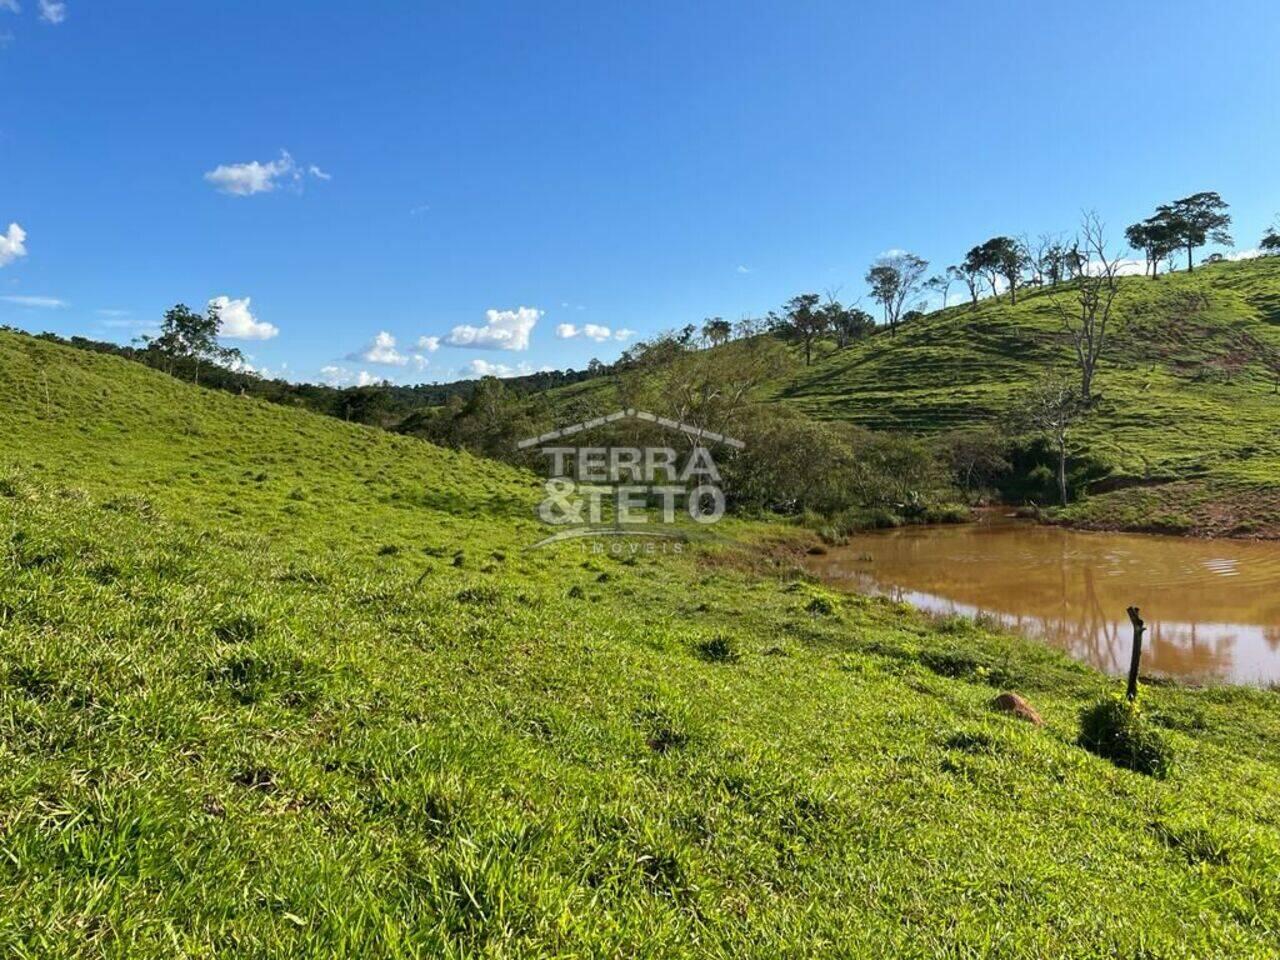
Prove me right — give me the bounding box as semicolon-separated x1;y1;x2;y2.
808;513;1280;685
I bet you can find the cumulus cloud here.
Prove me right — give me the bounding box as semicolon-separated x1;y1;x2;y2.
556;322;633;342
38;0;64;23
348;331;428;369
0;294;64;308
320;365;384;388
465;359;542;378
416;335;440;352
209;295;279;340
445;306;540;351
350;330;407;365
203;150;329;196
0;223;27;267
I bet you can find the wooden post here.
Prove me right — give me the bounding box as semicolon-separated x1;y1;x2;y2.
1126;606;1146;701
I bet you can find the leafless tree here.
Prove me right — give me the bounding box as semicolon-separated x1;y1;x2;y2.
1018;372;1086;505
1053;212;1123;403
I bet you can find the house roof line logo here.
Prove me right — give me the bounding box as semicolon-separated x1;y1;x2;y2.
516;408;745;451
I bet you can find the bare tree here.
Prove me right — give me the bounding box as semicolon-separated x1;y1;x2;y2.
1053;212;1123;403
1019;373;1086;505
925;273;953;309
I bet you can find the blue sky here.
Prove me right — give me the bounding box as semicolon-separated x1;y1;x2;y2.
2;1;1278;385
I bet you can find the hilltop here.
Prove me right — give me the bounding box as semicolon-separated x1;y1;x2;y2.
4;328;1280;956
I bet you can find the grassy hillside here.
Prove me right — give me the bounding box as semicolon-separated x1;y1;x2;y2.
540;257;1280;535
5;331;1280;957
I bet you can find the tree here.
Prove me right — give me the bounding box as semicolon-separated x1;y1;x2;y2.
775;293;827;365
1040;239;1070;286
830;304;875;348
141;302;241;385
1156;191;1232;272
1261;225;1280;255
864;251;928;336
940;426;1011;500
702;317;732;347
1125;212;1181;279
964;237;1026;304
1018;373;1086;505
950;262;983;308
1052;212;1123;403
925;273;953;309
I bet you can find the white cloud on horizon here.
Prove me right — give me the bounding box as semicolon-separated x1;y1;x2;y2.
417;335;440;352
348;331;428;369
204;150;329;196
0;223;27;267
321;365;385;388
0;294;65;308
465;358;549;379
445;306;540;351
209;295;279;340
556;322;633;343
1227;248;1263;262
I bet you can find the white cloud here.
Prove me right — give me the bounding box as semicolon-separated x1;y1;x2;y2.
96;308;130;318
0;222;27;267
37;0;64;23
347;330;430;369
204;152;295;196
1227;248;1262;262
416;335;440;352
203;150;330;196
350;330;408;366
0;1;19;15
320;365;384;388
556;321;633;343
0;294;64;308
445;306;540;351
209;295;279;340
736;265;751;274
465;359;539;379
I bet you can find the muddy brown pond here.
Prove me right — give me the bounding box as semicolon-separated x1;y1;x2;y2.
807;512;1280;685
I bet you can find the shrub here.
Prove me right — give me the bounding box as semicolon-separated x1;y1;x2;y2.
1078;695;1174;778
695;634;740;663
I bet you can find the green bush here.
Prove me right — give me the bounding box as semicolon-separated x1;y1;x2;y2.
1078;695;1174;779
695;634;740;663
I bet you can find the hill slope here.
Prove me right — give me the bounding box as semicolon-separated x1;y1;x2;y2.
4;331;1280;957
539;257;1280;535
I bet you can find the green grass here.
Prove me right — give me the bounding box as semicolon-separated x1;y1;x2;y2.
542;257;1280;534
5;330;1280;956
780;259;1280;531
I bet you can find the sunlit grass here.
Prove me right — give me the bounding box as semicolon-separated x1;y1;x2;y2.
3;324;1280;955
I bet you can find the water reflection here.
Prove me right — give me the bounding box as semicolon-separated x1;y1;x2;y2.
808;513;1280;684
